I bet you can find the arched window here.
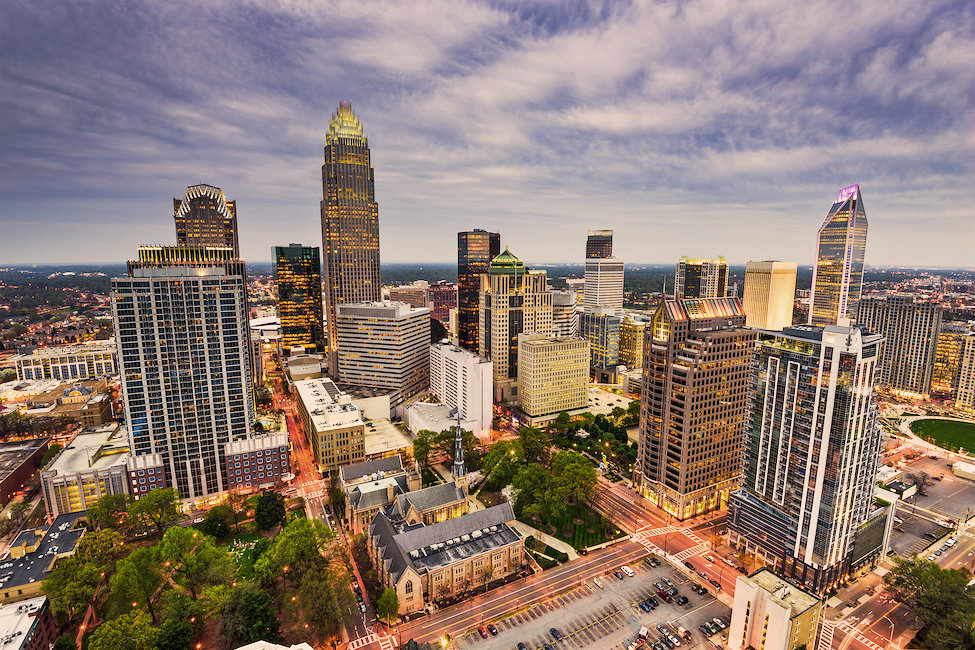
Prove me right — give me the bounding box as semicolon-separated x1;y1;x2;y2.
405;580;414;595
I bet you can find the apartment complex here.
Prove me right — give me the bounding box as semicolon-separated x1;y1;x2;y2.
742;261;797;330
675;257;729;299
931;321;970;397
956;334;975;412
12;343;117;382
516;333;589;421
294;377;366;473
429;342;493;438
635;298;755;520
809;185;868;326
729;324;884;593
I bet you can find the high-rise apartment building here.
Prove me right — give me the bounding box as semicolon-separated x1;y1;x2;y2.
551;290;578;337
956;335;975;412
458;230;501;353
809;185;868;326
273;244;324;355
173;184;239;255
619;315;648;371
932;321;971;397
517;333;589;421
635;298;754;520
674;257;729;299
583;258;624;315
335;301;430;406
479;249;553;391
856;294;942;396
321;102;381;375
742;261;797;330
728;324;884;593
429;342;493;437
579;311;621;368
112;265;253;502
586;229;613;259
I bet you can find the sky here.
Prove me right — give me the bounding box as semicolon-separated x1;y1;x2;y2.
0;0;972;267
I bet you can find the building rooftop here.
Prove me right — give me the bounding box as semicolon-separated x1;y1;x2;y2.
340;456;405;485
743;568;820;618
364;420;413;458
44;426;129;475
430;341;491;364
9;342;116;362
335;301;430;319
663;297;743;322
0;439;49;484
0;596;47;645
391;482;466;518
1;514;85;591
294;378;362;431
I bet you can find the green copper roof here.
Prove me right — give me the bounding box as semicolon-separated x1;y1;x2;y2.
489;247;525;276
326;101;367;146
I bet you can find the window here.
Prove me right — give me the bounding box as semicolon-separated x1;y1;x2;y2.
405;581;413;594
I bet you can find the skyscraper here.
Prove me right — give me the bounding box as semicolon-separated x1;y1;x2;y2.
586;229;613;259
478;248;552;397
856;294;942;396
579;311;621;368
551;289;578;337
273;244;324;355
956;335;975;412
932;321;971;397
742;261;797;330
583;258;624;315
112;265;254;501
458;230;501;353
321;101;381;375
517;333;589;422
618;315;648;371
808;184;868;326
635;298;755;520
674;257;729;299
173;184;240;255
728;324;884;593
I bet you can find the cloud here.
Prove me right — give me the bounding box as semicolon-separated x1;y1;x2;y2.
0;0;971;267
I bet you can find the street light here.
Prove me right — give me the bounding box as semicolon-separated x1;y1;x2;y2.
881;615;898;649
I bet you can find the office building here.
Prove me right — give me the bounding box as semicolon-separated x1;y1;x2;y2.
273;244;324;355
428;281;457;324
321;101;381;374
619;315;648;371
932;321;971;397
857;294;942;396
429;342;493;438
551;290;578;337
12;343;117;381
674;257;729;299
112;265;254;502
294;377;366;472
586;229;613;259
579;311;621;368
583;258;624;315
478;249;553;392
742;261;797;330
728;569;821;650
458;230;501;353
40;426;130;519
388;283;428;309
809;184;868;326
635;298;754;520
728;324;884;593
0;596;58;650
517;334;589;421
335;302;430;406
173;184;239;255
368;503;525;615
956;335;975;412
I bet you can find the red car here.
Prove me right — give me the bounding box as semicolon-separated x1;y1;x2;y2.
478;627;489;639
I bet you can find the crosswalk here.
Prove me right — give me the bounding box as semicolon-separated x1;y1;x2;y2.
630;524;709;561
818;620;835;649
673;543;710;562
835;620;885;650
347;633;398;650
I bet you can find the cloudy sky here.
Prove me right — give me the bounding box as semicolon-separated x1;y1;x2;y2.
0;0;972;267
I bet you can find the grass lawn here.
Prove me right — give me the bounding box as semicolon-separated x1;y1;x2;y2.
421;467;444;488
521;502;624;550
909;418;975;452
228;531;264;579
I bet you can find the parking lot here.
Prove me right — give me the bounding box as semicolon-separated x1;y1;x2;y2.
454;558;731;650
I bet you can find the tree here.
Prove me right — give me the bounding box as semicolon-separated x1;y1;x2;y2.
328;486;346;520
42;556;103;621
111;546;163;622
906;471;934;496
412;430;436;468
376;587;400;627
884;557;975;647
549;451;598;503
127;488;180;536
222;585;282;648
8;500;31;521
254;490;286;532
40;443;64;467
481;440;523;490
254;517;336;586
298;567;356;638
512;464;551;518
518;426;550;465
52;635;76;650
75;529;125;570
158;526;235;599
435;427;483;471
87;611;159;650
199;504;233;540
87;493;131;530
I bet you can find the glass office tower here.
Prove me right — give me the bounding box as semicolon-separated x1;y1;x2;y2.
458;229;501;353
586;229;613;259
809;185;868;326
321;101;381;375
273;244;324;355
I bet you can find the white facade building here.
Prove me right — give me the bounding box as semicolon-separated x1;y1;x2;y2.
429;342;493;438
551;290;579;337
742;261;797;331
13;343;117;381
583;258;624;315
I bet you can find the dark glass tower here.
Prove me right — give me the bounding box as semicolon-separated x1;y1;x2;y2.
809;185;868;326
586;229;613;259
458;229;501;353
174;184;239;255
273;244;324;355
321;102;381;374
675;257;729;299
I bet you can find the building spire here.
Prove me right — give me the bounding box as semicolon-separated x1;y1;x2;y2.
452;408;466;480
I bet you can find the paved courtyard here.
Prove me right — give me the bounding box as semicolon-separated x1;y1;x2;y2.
453;559;731;650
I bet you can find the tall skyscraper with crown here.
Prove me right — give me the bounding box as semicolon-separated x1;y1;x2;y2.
173;184;239;255
808;185;868;326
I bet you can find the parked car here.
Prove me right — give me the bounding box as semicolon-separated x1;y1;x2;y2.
675;596;689;605
550;628;563;640
487;624;498;636
614;570;625;580
640;601;653;612
621;565;635;577
668;635;682;647
712;618;728;630
593;577;603;588
684;560;695;570
478;627;489;639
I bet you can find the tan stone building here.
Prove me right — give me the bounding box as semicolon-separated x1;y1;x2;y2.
517;333;589;422
728;569;821;650
368;503;525;615
742;261;797;331
619;316;648;371
294;377;365;473
339;456;421;536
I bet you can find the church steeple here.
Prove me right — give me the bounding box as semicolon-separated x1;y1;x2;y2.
451;408;468;492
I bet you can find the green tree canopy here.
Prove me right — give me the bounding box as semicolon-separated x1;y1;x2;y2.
254;490;286;532
110;546;163;622
42;556;103;621
254;517;335;586
128;488;180;536
221;585;282;648
87;612;159;650
376;587;400;626
884;557;975;647
87;493;131;531
297;567;356;639
518;426;550;465
198;504;233;540
412;430;436;468
157;526;235;599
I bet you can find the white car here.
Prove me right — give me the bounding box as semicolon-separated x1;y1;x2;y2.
946;538;957;546
621;565;635;577
668;635;681;646
928;554;938;561
593;577;603;588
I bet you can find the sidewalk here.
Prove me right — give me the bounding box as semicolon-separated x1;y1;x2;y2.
509;520;579;560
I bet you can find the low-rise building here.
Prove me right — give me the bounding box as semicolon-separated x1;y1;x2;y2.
40;426;130;519
125;453;168;500
294;378;365;473
1;514;85;604
223;433;290;494
727;568;821;650
368;503;525;615
0;439;50;506
0;596;58;650
385;482;468;526
340;457;421;535
12;343;117;381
